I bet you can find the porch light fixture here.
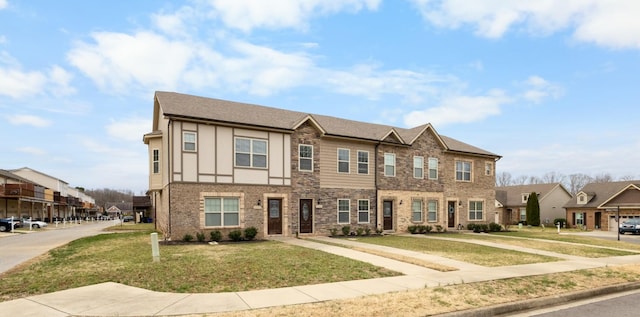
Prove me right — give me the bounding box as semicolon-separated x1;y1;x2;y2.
399;200;403;205
257;199;261;206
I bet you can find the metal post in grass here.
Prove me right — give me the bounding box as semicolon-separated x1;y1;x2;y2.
151;232;160;262
617;206;620;241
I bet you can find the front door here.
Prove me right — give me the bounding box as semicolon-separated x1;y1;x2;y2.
448;201;456;228
299;199;313;234
383;200;393;230
268;199;282;235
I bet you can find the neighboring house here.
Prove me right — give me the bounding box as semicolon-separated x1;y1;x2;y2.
2;167;96;221
495;183;572;226
564;181;640;231
143;91;501;240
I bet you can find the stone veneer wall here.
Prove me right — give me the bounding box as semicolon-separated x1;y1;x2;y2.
168;182;291;240
377;190;445;233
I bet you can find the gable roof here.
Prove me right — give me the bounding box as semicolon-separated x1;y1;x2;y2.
153;91;500;158
496;183;570;207
564;180;640;209
0;169;34;184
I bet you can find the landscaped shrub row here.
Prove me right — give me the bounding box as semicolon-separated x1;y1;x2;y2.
407;224;445;234
467;222;503;233
182;227;259;242
329;225;377;236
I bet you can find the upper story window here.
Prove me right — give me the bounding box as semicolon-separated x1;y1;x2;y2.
183;132;196;151
357;151;369;174
413;156;424;179
337;148;350;173
577;194;587;205
235;138;267;168
299;144;313;172
522;193;529;203
428;157;438;180
152;149;160;174
384;153;395;177
485;162;493;176
455;160;471;181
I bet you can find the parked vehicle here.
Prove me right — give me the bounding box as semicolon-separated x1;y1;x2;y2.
22;218;48;229
122;215;134;222
619;218;640;234
0;218;22;232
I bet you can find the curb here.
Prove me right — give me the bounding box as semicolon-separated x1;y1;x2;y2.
436;281;640;317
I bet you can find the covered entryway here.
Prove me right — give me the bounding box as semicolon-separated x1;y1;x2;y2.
383;200;393;230
268;198;282;235
299;199;313;234
447;201;456;228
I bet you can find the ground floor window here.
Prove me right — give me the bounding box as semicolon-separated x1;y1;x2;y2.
358;199;369;223
204;197;239;227
338;199;350;224
469;201;483;221
575;212;584;225
412;200;423;222
519;208;526;222
428;200;438;222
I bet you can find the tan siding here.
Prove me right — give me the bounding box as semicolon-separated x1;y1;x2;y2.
269;132;284;178
216;127;233;175
319;139;375;189
183;153;198;182
172;122;182;174
198;125;215;174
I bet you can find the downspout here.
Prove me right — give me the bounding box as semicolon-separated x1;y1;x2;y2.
167;118;172;238
374;142;380;232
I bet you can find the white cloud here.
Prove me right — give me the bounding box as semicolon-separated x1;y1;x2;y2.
209;0;381;32
67;31;194;94
0;52;76;99
48;65;76;97
412;0;640;49
403;89;512;127
521;75;563;103
6;114;52;127
106;117;152;142
17;147;46;156
0;0;6;10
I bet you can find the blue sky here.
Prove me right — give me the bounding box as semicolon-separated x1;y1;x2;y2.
1;0;639;193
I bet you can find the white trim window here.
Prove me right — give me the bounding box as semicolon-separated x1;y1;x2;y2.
412;199;423;222
469;201;483;221
338;199;350;224
183;132;196;152
384;153;395;177
204;197;239;227
357;151;369;174
575;213;584;225
455;161;472;181
413;156;424;179
428;200;438;222
299;144;313;172
485;162;493;176
519;208;526;222
152;149;160;174
358;199;369;223
235;138;268;168
428;157;438;180
337;148;350;173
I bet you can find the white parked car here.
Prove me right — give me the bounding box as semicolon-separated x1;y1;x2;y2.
22;219;48;229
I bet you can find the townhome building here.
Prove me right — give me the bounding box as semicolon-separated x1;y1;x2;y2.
144;91;500;240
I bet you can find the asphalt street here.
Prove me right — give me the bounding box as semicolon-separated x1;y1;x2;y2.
0;220;117;274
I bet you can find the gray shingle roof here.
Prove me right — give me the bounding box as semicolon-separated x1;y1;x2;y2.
154;91;500;158
496;183;568;207
564;181;640;208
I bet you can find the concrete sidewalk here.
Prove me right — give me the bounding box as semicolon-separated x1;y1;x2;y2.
2;235;640;316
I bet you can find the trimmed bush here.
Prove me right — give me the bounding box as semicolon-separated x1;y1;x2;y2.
183;234;194;242
467;223;476;231
329;227;339;236
356;227;364;236
425;225;433;233
209;230;222;242
341;225;351;236
244;227;258;241
408;225;418;234
228;230;243;241
196;232;205;242
364;227;371;236
489;222;502;232
435;225;444;233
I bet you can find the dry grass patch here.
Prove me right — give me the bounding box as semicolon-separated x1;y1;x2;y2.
494;229;640;251
0;231;399;302
352;236;559;266
205;264;640;317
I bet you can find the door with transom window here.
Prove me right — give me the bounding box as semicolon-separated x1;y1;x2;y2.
299;199;313;234
268;199;282;235
383;200;393;230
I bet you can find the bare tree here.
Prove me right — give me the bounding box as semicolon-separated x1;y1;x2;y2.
513;175;529;185
496;171;513;187
619;174;638;181
541;171;567;184
593;173;614;183
528;176;541;184
567;173;593;195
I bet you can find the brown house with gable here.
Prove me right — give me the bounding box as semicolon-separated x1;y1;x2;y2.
143;91;501;240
